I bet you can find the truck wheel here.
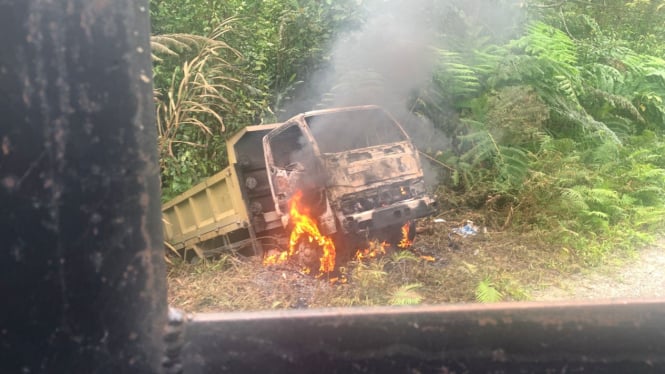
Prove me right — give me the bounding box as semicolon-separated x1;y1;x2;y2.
295;239;322;272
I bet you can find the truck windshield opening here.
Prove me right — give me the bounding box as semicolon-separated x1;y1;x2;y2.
305;108;407;153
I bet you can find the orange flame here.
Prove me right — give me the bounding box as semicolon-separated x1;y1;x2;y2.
354;240;389;260
262;191;336;275
353;222;414;261
262;250;288;266
289;191;336;274
397;221;413;249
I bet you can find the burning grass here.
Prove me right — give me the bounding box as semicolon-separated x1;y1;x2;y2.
167;216;579;312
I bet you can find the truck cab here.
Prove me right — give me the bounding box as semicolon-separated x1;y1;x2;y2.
263;105;435;244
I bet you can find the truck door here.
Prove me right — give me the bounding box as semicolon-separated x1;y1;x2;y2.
263;122;322;217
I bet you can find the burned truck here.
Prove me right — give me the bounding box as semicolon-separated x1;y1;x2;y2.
163;105;435;271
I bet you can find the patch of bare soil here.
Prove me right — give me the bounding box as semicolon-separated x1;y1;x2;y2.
531;239;665;301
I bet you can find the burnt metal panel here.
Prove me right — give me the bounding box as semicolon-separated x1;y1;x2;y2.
181;300;665;373
0;0;166;373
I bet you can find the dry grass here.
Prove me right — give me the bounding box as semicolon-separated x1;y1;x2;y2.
152;19;241;165
167;214;583;313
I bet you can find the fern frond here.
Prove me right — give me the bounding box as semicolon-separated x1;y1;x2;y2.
389;283;424;306
560;187;589;211
475;278;503;303
585;63;624;93
633;207;665;228
602;116;633;138
432;48;483;98
630;186;665;207
497;146;530;186
491;55;544;87
458;133;498;166
585;188;620;203
586;210;609;220
520;22;577;66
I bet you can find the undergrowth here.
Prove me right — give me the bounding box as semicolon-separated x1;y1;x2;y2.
425;20;665;265
167;228;576;312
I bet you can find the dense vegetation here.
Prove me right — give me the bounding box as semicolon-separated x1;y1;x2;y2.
151;0;665;265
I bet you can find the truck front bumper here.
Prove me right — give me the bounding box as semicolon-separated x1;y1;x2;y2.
341;196;436;234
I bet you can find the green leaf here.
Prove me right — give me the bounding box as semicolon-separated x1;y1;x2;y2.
475;278;503;303
389;284;424;306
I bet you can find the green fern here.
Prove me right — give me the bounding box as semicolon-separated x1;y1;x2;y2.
389;283;424;306
432;49;483;99
632;207;665;229
458;127;497;164
521;22;578;66
585;63;623;93
586;141;620;164
496;146;531;187
602;117;633;139
584;46;665;129
457;126;531;191
475;278;503;303
560;187;590;212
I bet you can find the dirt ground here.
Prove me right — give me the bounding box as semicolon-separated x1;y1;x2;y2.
170;215;640;313
166;213;664;313
531;238;665;301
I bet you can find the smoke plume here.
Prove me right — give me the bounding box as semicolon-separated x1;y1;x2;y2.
283;0;523;185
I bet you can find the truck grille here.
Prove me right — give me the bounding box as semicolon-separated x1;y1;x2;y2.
339;181;420;215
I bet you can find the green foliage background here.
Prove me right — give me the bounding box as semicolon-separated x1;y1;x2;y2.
151;0;665;263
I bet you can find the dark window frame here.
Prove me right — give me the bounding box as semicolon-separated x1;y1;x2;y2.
2;1;665;373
